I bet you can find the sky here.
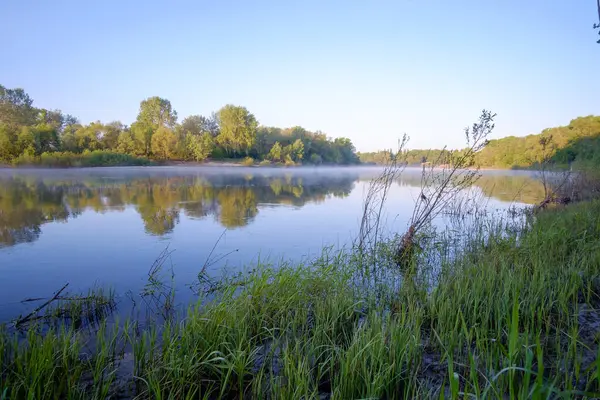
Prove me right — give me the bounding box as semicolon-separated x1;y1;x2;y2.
2;0;599;152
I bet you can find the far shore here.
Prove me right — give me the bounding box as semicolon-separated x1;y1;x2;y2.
0;159;542;173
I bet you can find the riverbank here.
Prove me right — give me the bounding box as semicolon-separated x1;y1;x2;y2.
3;150;153;168
1;155;364;169
2;196;600;398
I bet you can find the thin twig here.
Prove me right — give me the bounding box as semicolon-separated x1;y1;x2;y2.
14;283;69;327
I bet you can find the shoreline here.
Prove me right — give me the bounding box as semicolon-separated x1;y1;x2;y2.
1;159;541;172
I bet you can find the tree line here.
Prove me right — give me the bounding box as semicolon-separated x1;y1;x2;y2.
0;84;360;166
359;115;600;169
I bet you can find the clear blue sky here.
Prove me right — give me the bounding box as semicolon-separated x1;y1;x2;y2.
2;0;599;151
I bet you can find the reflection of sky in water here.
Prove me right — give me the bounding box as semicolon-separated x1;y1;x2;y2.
0;167;542;321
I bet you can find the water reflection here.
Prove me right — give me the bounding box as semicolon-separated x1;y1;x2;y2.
0;171;358;246
0;168;545;248
389;172;546;205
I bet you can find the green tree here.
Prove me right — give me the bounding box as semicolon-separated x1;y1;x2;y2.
100;121;125;150
187;132;214;162
60;123;81;152
180;115;214;136
268;142;283;162
151;127;177;160
216;105;258;156
290;139;304;162
117;130;136;154
131;122;154;156
14;124;60;156
333;137;359;164
177;115;217;159
74;123;103;151
0;85;37;126
137;96;178;130
132;97;178;157
0;124;17;162
16;127;37;155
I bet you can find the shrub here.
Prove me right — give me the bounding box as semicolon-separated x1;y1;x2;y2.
11;151;38;167
12;150;151;168
241;157;255;166
284;155;296;167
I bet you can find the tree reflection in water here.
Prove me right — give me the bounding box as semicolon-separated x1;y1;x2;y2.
0;169;544;248
0;171;358;246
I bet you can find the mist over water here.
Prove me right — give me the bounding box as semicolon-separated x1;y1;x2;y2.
0;166;543;322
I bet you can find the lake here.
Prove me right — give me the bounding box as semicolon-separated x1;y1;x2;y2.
0;166;544;322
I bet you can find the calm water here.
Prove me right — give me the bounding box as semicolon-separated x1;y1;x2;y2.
0;166;544;322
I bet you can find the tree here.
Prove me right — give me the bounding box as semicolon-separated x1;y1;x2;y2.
180;115;212;136
35;124;61;153
100;121;125;150
0;85;37;126
0;82;366;165
290;139;304;162
268;142;283;162
117;130;136;154
136;96;178;130
0;124;17;162
178;115;217;159
151;127;177;160
74;123;103;151
131;122;154;156
216;105;258;156
132;97;178;157
15;127;36;155
333;137;359;164
37;109;66;131
13;124;60;156
60;123;80;152
187;132;214;162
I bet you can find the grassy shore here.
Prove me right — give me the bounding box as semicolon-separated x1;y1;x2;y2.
2;198;600;399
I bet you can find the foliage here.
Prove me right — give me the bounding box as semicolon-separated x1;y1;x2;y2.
187;132;214;162
473;116;600;168
241;156;255;166
267;141;283;162
215;104;258;157
150;126;177;160
359;149;447;165
116;129;136;154
0;84;37;126
11;150;151;168
136;96;178;130
0;84;361;166
362;115;600;170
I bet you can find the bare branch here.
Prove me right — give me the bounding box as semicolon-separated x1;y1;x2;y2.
14;283;69;327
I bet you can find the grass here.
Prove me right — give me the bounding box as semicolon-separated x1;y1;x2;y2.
2;200;600;398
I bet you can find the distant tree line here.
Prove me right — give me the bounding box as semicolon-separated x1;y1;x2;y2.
358;149;448;166
475;116;600;169
359;115;600;170
0;84;360;166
